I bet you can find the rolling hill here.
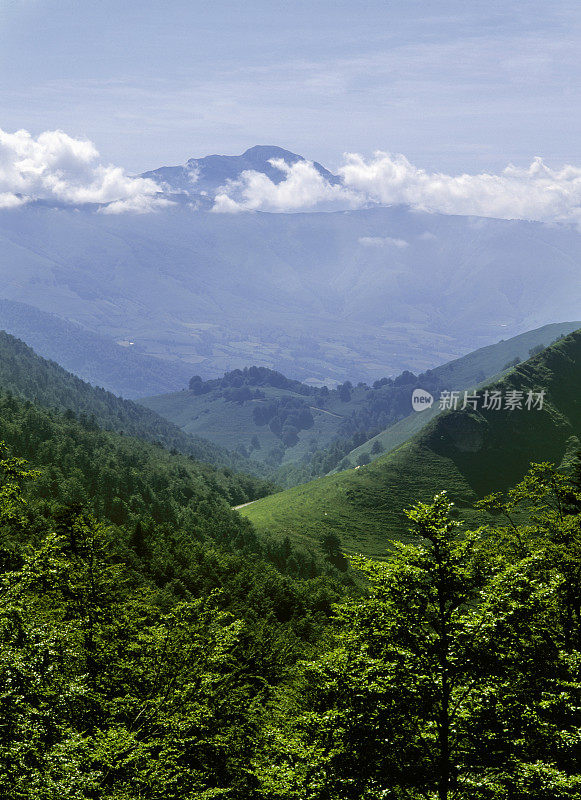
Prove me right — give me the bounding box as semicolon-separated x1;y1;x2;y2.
241;328;581;558
141;367;370;468
341;320;580;469
141;321;580;472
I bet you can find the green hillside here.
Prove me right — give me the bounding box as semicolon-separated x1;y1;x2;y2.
142;323;579;478
342;405;443;470
0;298;192;398
0;330;256;471
343;320;581;469
242;328;581;558
0;355;352;798
141;367;371;469
423;320;579;388
0;386;273;540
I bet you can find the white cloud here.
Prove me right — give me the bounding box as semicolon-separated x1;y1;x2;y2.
186;165;200;186
212;157;361;213
359;236;408;248
0;128;171;213
212;149;581;227
339;152;581;226
0;192;24;210
4;127;581;227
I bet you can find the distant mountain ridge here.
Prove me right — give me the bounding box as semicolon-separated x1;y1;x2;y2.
141;145;339;201
2;202;581;385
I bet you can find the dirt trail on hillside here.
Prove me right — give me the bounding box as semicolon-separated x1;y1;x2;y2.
309;406;343;418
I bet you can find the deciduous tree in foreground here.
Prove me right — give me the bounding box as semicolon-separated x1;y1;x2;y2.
257;468;581;799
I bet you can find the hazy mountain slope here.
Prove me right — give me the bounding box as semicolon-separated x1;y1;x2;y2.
142;322;580;472
0;330;254;470
241;329;581;557
1;201;581;384
0;299;192;398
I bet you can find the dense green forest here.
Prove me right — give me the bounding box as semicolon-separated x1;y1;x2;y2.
0;388;354;584
0;331;256;471
257;467;581;798
1;330;581;797
1;445;581;797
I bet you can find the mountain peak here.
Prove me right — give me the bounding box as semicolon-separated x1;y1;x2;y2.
141;145;340;196
240;144;303;161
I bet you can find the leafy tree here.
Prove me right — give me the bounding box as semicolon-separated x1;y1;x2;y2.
319;532;347;572
338;382;351;402
319;532;342;560
281;425;299;448
0;447;345;798
257;483;581;799
477;462;581;652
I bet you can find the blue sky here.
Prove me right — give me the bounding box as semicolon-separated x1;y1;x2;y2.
1;0;580;173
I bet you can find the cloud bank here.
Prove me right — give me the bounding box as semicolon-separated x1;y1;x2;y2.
0;128;170;213
213;152;581;226
212;158;360;213
3;127;581;227
340;153;581;226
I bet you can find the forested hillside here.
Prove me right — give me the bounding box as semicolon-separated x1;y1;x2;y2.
143;322;579;483
0;299;193;398
0;330;257;471
1;439;580;796
0;427;352;797
0;305;578;798
243;329;581;556
0;327;364;798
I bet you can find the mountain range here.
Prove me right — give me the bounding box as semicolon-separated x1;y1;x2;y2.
0;299;192;398
1;145;581;387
